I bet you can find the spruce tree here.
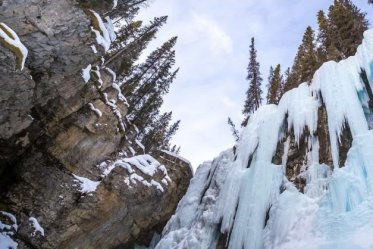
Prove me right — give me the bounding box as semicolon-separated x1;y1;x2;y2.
141;112;173;152
242;37;263;116
227;117;240;141
105;16;168;78
327;0;369;60
284;27;318;92
267;64;283;105
266;66;274;102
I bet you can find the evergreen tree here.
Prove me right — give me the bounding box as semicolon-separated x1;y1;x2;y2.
279;67;290;99
284;26;318;92
316;10;330;64
267;64;283;105
141;112;174;152
242;37;263;116
327;0;369;60
266;66;274;102
105;16;168;78
227;117;240;141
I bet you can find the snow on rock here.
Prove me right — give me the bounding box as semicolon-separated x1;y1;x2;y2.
91;45;97;54
0;211;18;249
81;64;91;83
104;17;116;42
155;29;373;249
103;92;126;132
73;174;100;194
0;234;17;249
100;154;171;192
135;139;145;152
161;150;194;174
88;102;102;117
112;0;118;9
89;10;115;52
29;217;45;237
0;22;28;70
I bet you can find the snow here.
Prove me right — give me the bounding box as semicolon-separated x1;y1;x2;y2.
105;67;117;82
112;0;118;9
0;22;28;70
82;64;91;83
103;92;126;132
104;17;116;42
29;217;44;237
99;154;171;192
88;102;102;117
161;150;194;174
129;146;136;156
91;45;97;54
0;234;17;249
89;11;116;52
155;150;233;249
155;29;373;249
73;174;100;194
0;211;18;248
135;139;145;152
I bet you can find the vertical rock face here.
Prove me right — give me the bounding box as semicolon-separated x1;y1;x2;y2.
0;1;193;248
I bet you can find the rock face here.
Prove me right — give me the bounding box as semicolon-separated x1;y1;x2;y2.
0;1;192;248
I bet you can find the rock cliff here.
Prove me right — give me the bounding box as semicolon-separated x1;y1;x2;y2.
0;1;192;248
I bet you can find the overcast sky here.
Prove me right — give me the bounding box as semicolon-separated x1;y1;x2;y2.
137;0;373;170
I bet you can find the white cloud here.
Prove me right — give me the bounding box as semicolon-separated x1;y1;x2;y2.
187;13;233;55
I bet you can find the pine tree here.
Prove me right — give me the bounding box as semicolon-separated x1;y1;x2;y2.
141;112;173;152
267;64;283;105
279;67;290;99
105;16;168;78
242;37;263;116
123;36;177;100
227;117;240;141
369;0;373;4
284;27;318;92
266;66;274;102
327;0;369;60
316;10;330;64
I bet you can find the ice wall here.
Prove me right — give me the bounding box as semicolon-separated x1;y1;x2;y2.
155;29;373;249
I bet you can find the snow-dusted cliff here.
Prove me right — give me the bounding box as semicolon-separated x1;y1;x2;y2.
155;29;373;249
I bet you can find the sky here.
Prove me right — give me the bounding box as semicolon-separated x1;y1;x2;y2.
137;0;373;170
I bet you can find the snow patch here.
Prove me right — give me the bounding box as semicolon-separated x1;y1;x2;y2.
0;22;28;70
88;102;102;117
82;64;91;83
73;174;100;194
29;217;44;237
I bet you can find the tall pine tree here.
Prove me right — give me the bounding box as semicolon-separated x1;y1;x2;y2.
267;64;283;105
284;26;318;92
243;37;263;116
325;0;369;61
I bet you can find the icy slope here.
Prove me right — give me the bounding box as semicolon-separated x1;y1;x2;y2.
155;29;373;249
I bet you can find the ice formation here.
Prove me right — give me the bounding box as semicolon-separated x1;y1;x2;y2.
89;10;115;52
0;22;28;70
155;29;373;249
